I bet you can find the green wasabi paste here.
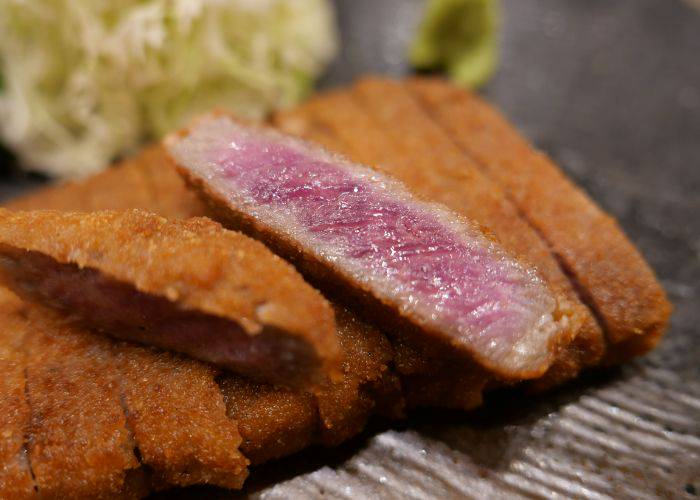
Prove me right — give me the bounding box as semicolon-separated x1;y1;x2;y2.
410;0;500;88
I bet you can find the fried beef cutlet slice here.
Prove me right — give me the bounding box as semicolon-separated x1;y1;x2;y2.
21;301;144;498
3;149;403;468
0;209;340;388
0;290;36;499
272;97;493;409
272;79;605;393
407;78;672;361
167;115;572;383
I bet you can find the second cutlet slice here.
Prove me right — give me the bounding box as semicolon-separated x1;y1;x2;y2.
168;114;573;382
0;208;341;389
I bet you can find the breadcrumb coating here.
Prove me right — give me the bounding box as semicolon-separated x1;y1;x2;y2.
22;304;141;498
0;290;36;499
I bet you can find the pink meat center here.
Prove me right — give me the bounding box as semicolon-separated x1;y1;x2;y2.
207;134;552;364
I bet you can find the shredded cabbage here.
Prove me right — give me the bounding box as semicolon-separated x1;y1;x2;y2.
0;0;338;177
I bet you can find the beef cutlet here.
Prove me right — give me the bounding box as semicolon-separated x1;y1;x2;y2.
167;114;573;383
0;209;340;388
0;289;249;496
0;75;671;497
272;78;605;395
2;159;254;494
407;78;671;362
21;303;144;498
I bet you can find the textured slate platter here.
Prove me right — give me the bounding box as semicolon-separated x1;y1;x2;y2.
3;0;699;498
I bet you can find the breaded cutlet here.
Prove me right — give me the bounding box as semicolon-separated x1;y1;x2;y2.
22;302;144;498
0;209;341;388
272;79;604;396
113;342;248;490
407;78;671;362
8;293;248;496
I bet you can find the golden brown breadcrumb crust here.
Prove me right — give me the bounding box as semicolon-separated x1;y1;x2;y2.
1;289;249;496
219;377;318;465
221;305;403;464
21;305;143;498
0;290;36;499
113;342;248;489
137;145;209;219
13;293;250;496
407;78;671;361
8;157;154;214
0;208;340;387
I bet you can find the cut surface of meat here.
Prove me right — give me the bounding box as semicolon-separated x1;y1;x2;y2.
0;209;340;388
168;115;570;380
407;78;671;359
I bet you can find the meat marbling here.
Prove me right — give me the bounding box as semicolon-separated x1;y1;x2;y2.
167;115;572;380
